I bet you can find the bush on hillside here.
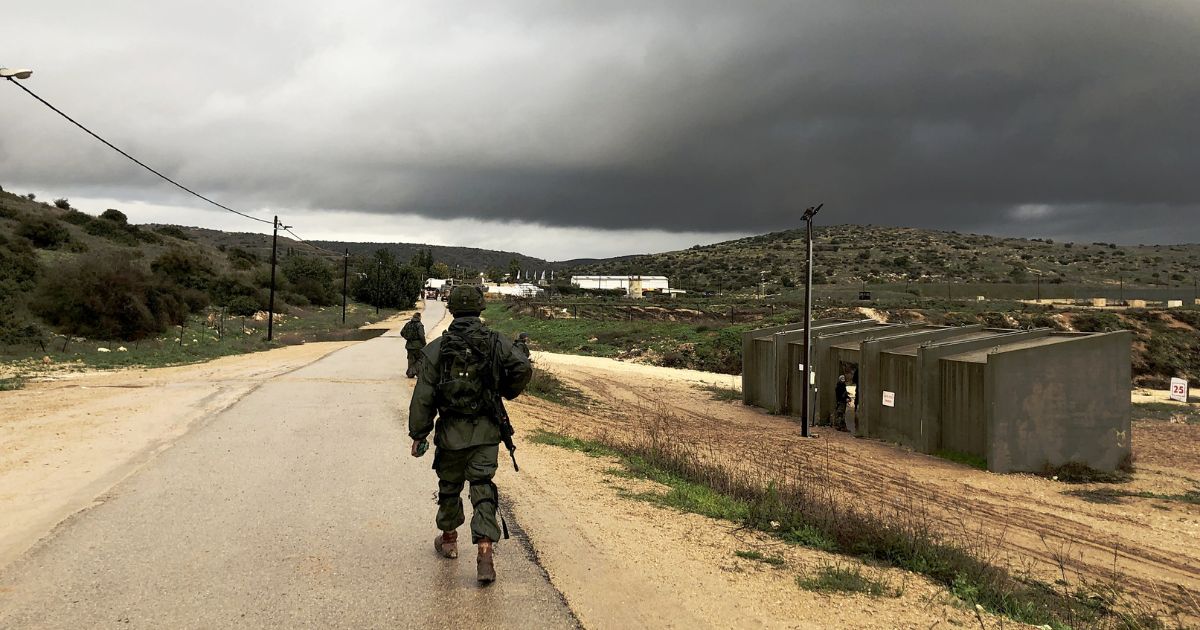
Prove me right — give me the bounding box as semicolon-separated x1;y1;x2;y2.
100;208;128;224
53;198;71;209
0;233;40;292
151;247;216;291
16;215;71;249
32;252;198;340
1072;312;1123;332
155;226;190;241
225;295;260;317
282;255;337;306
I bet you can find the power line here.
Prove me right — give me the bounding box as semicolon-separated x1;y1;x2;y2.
282;227;346;258
4;76;274;226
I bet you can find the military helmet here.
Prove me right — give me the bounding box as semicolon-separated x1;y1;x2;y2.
448;285;486;315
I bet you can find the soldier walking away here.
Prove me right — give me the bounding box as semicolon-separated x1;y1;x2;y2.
513;332;531;358
835;375;851;432
408;286;532;584
400;312;426;378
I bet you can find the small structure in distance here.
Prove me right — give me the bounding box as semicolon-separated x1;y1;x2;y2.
570;275;680;298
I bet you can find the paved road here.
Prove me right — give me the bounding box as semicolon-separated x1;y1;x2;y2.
0;301;576;629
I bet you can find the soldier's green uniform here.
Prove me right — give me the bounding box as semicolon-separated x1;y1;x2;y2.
409;287;530;578
400;314;426;378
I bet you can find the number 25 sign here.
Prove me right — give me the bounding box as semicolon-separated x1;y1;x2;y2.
1170;378;1190;403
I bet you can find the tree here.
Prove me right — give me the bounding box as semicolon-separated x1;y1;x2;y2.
283;255;337;306
430;261;450;279
352;249;422;309
53;198;71;209
508;258;521;282
410;249;434;277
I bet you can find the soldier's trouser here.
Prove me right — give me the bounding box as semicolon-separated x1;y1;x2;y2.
433;444;501;544
835;402;848;428
406;349;422;377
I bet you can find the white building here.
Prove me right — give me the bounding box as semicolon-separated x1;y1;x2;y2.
484;283;545;298
570;275;669;298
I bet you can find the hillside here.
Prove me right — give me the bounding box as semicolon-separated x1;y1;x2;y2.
0;188;420;346
159;226;551;273
571;225;1200;295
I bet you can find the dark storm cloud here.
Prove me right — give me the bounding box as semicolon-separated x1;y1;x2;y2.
3;0;1199;243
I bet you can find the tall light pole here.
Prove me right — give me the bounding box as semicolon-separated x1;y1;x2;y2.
1;68;34;80
801;203;823;438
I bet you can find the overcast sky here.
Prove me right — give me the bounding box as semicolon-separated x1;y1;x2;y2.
3;1;1198;260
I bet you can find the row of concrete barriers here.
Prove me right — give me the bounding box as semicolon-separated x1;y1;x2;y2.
741;320;1131;473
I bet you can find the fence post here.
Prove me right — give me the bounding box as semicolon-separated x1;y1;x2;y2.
179;323;185;347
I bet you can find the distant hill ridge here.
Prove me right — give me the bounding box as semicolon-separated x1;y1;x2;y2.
570;224;1200;292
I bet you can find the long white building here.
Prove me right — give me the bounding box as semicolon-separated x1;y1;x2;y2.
570;275;669;297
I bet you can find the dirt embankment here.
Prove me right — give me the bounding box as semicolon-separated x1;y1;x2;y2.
517;351;1200;624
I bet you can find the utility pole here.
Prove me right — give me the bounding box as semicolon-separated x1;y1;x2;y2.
267;215;289;342
801;203;823;438
342;249;349;324
375;259;382;316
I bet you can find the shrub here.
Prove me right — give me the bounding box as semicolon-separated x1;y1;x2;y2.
155;225;190;240
60;209;94;226
53;198;71;209
151;247;216;291
83;216;139;245
100;208;128;224
1072;312;1123;332
0;233;40;292
17;215;72;249
32;252;196;340
225;295;260;317
282;255;337;306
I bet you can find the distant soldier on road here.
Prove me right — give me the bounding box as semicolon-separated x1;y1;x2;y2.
400;312;425;379
408;286;532;583
513;332;531;358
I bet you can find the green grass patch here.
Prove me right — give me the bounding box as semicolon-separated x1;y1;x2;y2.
780;524;837;552
524;368;591;409
934;449;987;470
735;550;785;566
527;429;619;458
0;376;25;391
797;563;896;597
1133;401;1200;425
483;302;747;374
695;382;742;402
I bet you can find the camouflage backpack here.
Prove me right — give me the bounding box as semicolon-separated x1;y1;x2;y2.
436;331;498;417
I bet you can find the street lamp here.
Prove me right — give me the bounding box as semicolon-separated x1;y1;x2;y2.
0;68;34;80
800;203;823;439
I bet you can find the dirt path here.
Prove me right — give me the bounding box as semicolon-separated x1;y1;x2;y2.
523;350;1200;623
0;311;414;569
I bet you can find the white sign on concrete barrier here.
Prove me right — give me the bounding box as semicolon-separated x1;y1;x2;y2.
882;391;896;407
1170;378;1189;403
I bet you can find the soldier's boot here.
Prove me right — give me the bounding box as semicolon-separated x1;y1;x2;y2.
477;538;496;583
434;530;458;559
